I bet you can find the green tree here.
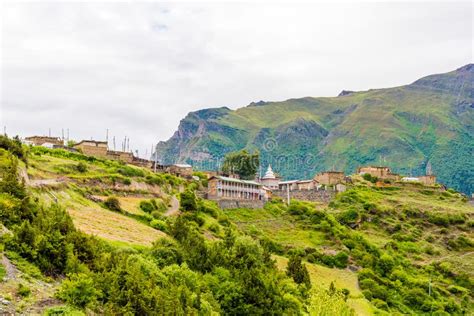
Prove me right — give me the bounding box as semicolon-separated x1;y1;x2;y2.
286;255;311;288
180;190;198;212
221;150;259;180
57;273;100;308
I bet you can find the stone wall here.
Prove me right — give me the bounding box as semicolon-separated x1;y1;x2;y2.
217;199;265;210
272;189;336;203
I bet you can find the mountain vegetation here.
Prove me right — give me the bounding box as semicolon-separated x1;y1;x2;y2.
155;64;474;195
0;136;472;314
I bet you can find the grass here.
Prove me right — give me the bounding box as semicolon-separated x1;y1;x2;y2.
224;208;327;248
274;255;375;315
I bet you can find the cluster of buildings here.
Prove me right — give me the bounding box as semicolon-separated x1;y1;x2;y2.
207;164;437;205
23;135;438;206
23;136;193;178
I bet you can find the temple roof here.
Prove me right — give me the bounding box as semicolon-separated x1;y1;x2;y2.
262;165;276;180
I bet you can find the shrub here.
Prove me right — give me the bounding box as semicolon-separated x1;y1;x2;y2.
180;190;198;212
286;255;311;288
122;177;132;185
76;162;88;173
362;173;377;183
104;197;121;212
334;252;349;268
139;200;156;213
208;223;220;234
150;219;167;232
57;273;99;308
17;283;31;297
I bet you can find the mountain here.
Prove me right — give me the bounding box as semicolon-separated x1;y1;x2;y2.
155;64;474;194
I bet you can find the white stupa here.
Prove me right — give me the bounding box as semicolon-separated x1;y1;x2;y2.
260;165;279;189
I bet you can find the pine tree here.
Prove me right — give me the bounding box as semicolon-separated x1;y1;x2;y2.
286;255;311;288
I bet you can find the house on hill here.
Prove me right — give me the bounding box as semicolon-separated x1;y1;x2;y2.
357;166;400;181
207;176;268;201
314;171;345;185
25;136;63;146
73;140;108;158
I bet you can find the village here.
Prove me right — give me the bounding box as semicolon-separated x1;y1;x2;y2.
23;135;439;209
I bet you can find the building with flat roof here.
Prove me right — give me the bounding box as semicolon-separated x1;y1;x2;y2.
357;166;400;181
25;136;63;146
314;171;345;185
73;140;108;158
208;176;268;201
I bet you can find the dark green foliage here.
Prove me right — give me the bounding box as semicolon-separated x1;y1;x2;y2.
286;254;311;288
180;190;198;212
116;165;145;177
139;200;156;213
0;135;26;161
221;150;259;180
362;173;378;183
104;197;121;212
17;283;31;297
75;162;87;173
57;273;99;308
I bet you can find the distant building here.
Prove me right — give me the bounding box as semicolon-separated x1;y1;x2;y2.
314;171;345;185
279;179;318;191
260;165;280;190
357;166;400;181
208;176;267;200
169;164;193;178
73;140;108;158
25;136;63;146
419;175;436;186
401;175;437;186
106;150;133;163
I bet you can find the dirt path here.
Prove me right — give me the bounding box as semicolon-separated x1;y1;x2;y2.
164;196;180;216
1;253;18;281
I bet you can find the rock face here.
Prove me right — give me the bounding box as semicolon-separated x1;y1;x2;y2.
155;64;474;194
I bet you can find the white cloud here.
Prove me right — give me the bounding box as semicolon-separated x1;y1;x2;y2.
1;1;472;158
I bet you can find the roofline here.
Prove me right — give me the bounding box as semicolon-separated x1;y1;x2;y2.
209;176;262;186
74;140;108;146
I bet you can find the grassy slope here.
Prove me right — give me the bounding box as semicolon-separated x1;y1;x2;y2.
26;148;175;247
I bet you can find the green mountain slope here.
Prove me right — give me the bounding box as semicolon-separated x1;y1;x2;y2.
155;64;474;194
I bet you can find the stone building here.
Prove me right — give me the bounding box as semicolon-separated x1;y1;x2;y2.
419;175;437;186
357;166;400;181
208;176;268;200
278;179;318;191
260;165;280;190
73;140;108;158
169;164;193;178
106;150;133;163
25;136;63;146
314;171;345;185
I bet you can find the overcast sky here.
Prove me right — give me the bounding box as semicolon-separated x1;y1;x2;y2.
1;1;472;158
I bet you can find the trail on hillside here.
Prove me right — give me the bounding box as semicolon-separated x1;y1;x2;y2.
164;196;180;216
1;253;18;281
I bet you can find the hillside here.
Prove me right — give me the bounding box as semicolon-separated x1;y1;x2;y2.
0;138;473;315
155;64;474;195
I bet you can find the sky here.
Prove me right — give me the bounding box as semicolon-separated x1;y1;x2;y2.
1;1;472;158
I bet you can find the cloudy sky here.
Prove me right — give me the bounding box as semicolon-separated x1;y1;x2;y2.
1;1;472;158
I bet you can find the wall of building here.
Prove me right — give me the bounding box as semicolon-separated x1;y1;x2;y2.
75;144;108;158
26;136;63;146
419;175;436;186
272;189;336;203
314;172;345;185
217;199;265;210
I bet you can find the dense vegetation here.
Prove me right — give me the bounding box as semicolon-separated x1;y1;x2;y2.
155;64;474;194
1;136;472;314
221;149;260;179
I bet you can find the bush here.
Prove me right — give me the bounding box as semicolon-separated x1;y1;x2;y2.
180;190;198;212
17;283;31;297
139;200;156;213
57;273;99;308
334;252;349;268
76;162;88;173
104;197;121;212
122;177;132;185
362;173;377;183
150;219;167;232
